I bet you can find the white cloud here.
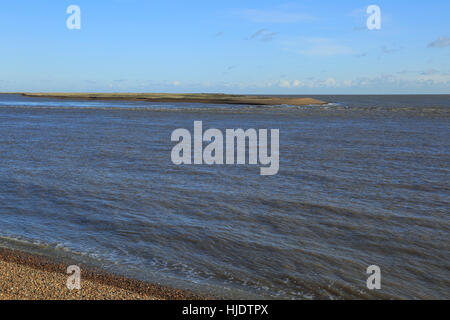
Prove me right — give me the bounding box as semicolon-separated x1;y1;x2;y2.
271;74;449;90
428;36;450;48
417;73;450;84
276;77;348;89
349;8;366;18
299;45;352;56
325;77;337;87
278;80;292;88
292;80;303;87
282;37;353;57
248;29;277;42
237;9;314;23
420;69;439;75
380;45;402;54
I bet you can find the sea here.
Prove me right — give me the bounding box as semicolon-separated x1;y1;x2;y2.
0;93;448;299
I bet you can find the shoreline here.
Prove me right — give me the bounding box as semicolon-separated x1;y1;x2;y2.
17;93;327;106
0;247;207;300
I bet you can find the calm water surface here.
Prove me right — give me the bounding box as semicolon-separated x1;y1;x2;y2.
0;94;448;299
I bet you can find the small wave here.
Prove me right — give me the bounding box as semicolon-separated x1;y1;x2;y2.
0;103;306;114
0;234;84;257
2;102;449;116
0;234;117;272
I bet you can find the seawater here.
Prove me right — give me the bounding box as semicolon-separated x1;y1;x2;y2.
0;94;448;299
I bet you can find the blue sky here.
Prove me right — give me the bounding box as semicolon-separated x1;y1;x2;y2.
0;0;449;94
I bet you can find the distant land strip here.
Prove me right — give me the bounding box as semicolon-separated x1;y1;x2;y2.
19;93;327;106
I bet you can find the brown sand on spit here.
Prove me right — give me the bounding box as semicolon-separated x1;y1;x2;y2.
0;248;205;300
19;93;326;106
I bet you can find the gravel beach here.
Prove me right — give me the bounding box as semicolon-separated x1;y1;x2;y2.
0;247;204;300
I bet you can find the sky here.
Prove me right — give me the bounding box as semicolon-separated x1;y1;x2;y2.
0;0;449;94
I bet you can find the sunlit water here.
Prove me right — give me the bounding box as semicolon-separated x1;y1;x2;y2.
0;94;448;299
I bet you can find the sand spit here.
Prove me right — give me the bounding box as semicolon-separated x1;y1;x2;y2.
20;93;326;106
